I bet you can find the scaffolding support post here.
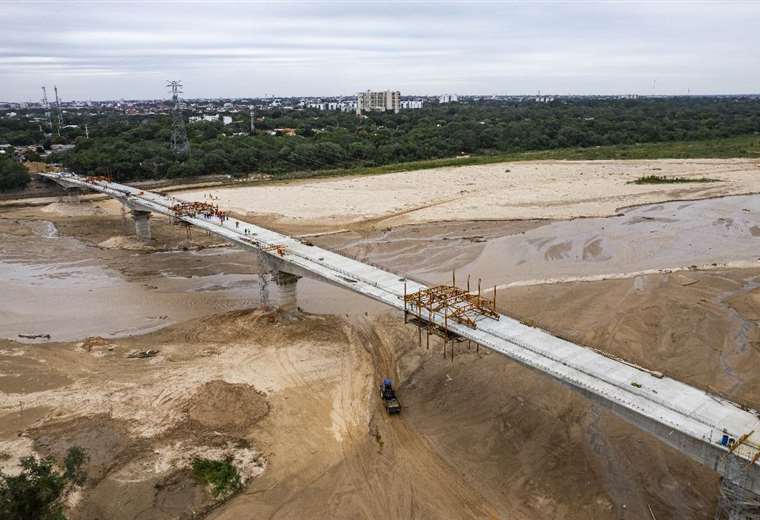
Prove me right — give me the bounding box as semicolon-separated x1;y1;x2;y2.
403;279;408;323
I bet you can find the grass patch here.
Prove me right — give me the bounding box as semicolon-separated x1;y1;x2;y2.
191;457;242;498
630;175;721;185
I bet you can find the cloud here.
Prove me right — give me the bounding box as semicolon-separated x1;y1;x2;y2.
1;1;759;100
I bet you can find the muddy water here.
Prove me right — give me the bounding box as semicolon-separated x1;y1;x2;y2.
336;194;760;289
0;221;266;342
2;194;760;341
462;195;760;287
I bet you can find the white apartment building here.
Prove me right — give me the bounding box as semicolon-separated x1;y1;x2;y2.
400;100;423;110
188;114;233;125
189;114;221;123
307;101;357;112
356;90;400;114
439;94;458;103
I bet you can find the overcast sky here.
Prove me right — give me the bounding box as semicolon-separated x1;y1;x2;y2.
2;1;759;101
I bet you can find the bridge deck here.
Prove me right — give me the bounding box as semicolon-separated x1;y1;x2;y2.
42;171;760;479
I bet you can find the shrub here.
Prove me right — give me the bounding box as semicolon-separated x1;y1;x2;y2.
0;447;87;520
191;457;242;498
630;175;719;184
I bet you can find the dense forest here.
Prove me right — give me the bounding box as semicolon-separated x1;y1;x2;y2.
2;97;760;186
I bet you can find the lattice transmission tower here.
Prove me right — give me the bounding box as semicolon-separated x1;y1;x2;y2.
53;85;64;136
40;86;53;133
166;80;189;157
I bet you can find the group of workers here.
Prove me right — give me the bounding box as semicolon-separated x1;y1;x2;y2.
171;201;227;221
170;194;264;241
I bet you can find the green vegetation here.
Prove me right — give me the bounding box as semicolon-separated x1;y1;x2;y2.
0;447;88;520
0;118;46;147
191;457;242;498
274;134;760;182
630;175;720;185
2;98;760;185
0;157;31;192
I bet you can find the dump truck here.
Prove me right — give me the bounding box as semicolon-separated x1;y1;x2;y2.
379;378;401;415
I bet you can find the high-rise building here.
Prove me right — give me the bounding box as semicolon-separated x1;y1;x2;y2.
356;90;400;114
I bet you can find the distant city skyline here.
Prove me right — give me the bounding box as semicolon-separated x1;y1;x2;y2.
3;1;759;102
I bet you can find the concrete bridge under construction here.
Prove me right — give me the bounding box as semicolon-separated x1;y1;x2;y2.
43;171;760;517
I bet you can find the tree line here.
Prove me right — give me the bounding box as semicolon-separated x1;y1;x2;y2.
2;97;760;188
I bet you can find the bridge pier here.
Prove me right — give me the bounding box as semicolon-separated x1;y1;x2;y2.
132;210;152;242
63;187;83;203
261;271;300;311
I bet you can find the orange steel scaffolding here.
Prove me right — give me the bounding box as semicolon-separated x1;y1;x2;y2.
404;273;498;329
403;272;499;360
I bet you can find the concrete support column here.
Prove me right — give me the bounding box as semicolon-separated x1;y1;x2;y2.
132;210;152;242
120;203;129;230
262;271;300;311
64;187;82;203
273;271;300;286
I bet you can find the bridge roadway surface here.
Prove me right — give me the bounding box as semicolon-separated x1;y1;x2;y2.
43;171;760;492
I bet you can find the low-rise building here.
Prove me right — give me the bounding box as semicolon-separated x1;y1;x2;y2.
400;100;423;110
308;100;357;112
189;114;221;123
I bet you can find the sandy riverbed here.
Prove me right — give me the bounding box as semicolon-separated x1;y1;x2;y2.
178;159;760;229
